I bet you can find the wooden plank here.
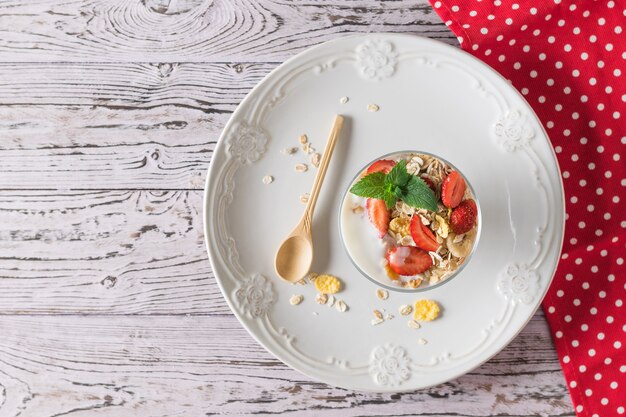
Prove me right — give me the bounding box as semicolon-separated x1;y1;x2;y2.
0;105;219;190
0;190;233;315
0;314;573;417
0;0;454;63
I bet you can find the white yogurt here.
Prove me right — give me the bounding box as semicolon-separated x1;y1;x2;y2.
340;193;398;287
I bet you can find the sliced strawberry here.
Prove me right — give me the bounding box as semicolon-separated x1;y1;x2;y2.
366;198;390;238
422;177;437;193
386;246;432;276
441;171;466;208
450;199;478;234
366;159;396;174
409;215;440;252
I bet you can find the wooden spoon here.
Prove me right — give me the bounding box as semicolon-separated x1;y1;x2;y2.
274;115;344;282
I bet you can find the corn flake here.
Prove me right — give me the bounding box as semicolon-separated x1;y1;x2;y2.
314;274;342;294
413;299;441;321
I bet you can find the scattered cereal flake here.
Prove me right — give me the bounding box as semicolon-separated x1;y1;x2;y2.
289;294;303;305
327;295;336;308
339;96;349;104
295;278;307;285
435;214;449;238
311;152;321;167
335;300;348;312
385;313;395;320
315;293;328;305
314;274;342;294
376;288;389;300
281;147;298;155
352;205;364;214
300;193;310;204
312;311;319;316
403;278;422;289
418;337;428;345
399;304;413;316
413;299;441;321
453;233;465;244
295;163;308;173
373;309;384;320
299;134;308;144
262;175;274;184
420;214;431;225
407;319;421;329
308;272;318;282
389;216;411;237
371;317;384;326
367;103;380;112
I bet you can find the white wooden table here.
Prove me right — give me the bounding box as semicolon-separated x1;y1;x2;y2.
0;1;575;415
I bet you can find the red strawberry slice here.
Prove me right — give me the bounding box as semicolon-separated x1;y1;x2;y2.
386;246;432;276
441;171;467;208
450;199;478;234
366;159;396;174
366;198;390;238
410;215;440;252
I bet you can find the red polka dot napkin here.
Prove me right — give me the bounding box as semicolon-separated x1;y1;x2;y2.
428;0;625;415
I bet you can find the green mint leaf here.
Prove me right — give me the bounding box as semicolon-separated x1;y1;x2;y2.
385;160;410;188
383;189;397;209
402;176;438;212
350;172;386;199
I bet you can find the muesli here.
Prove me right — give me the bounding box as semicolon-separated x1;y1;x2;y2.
346;152;478;289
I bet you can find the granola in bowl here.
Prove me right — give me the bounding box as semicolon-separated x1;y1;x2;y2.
340;152;479;291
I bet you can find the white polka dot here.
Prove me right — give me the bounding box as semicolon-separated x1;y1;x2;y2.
599;291;607;298
614;111;621;119
548;305;556;313
615;341;622;349
579;365;587;372
614;196;621;203
597;145;604;153
611;381;618;389
616;26;623;34
618;257;625;265
598;17;606;25
564;315;572;322
564;86;572;94
606;43;614;51
587;204;594;211
598;60;605;68
563;355;570;363
556;289;564;297
580;52;589;60
512;3;519;10
573;298;581;306
596;188;603;195
590;34;597;42
615;69;622;76
581;323;588;331
621;365;626;373
565;273;573;281
508;39;516;46
597;331;605;339
619;406;625;414
582;282;590;289
469;10;477;16
548;36;556;44
523;45;530;52
572;340;579;347
498;55;505;62
513;62;521;70
556;330;563;338
594;371;601;378
530;7;537;14
578;221;585;228
576;258;583;265
451;5;459;12
601;250;608;256
601;398;609;405
607;316;614;323
588;162;596;170
576;405;583;413
605;357;611;364
570;380;577;388
555;61;563;69
617;299;623;307
564;44;572;52
530;70;538;78
433;1;442;7
521;87;529;95
480;27;488;34
606;86;613;93
505;18;513;25
590;77;597;85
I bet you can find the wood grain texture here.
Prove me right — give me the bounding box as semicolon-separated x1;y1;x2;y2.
0;190;228;315
0;314;573;417
0;0;454;63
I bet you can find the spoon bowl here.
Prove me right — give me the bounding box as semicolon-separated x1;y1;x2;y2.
275;235;313;282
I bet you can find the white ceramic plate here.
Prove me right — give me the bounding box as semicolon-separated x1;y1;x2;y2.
204;34;564;391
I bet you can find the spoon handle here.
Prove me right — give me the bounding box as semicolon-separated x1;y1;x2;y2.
301;115;344;231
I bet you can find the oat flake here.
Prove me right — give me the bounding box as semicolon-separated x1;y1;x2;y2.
367;103;380;112
339;96;349;104
376;288;389;300
262;175;274;184
335;300;347;312
289;295;303;305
